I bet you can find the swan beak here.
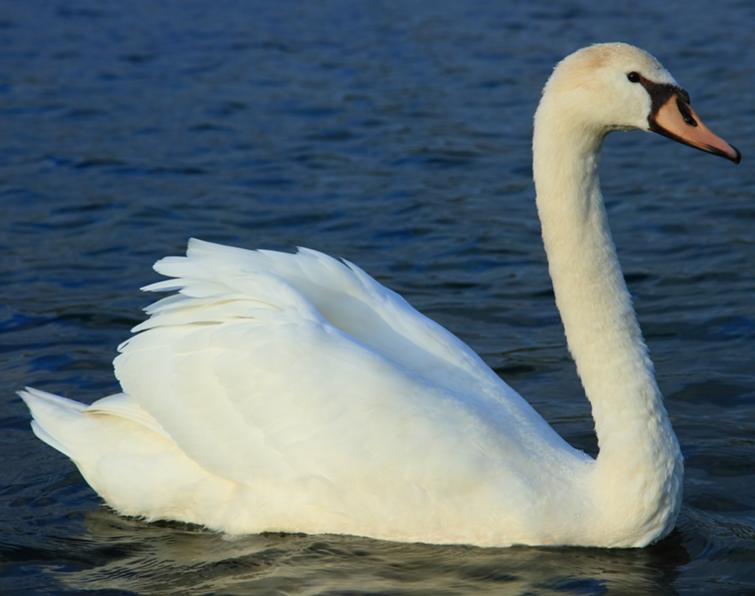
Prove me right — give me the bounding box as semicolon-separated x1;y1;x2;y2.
650;93;741;164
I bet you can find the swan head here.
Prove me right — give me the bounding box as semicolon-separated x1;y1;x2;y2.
539;43;741;163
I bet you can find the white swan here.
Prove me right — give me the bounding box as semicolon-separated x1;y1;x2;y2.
21;43;740;548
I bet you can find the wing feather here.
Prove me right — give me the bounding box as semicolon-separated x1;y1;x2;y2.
114;239;571;493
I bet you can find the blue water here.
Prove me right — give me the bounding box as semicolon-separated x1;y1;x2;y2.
1;1;754;593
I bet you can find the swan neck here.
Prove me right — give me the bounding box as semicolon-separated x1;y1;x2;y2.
532;99;682;541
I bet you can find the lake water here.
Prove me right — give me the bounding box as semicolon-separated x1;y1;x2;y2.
1;1;753;594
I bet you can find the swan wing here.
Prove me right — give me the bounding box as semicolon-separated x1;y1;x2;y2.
114;239;571;491
137;238;505;394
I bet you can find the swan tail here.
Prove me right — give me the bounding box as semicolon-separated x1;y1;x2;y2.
19;387;88;460
19;387;237;528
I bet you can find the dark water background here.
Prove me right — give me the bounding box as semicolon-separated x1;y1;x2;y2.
1;1;754;594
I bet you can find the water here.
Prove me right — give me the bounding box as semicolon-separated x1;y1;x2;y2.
1;1;753;593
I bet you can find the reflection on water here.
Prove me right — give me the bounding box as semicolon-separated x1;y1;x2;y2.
62;508;691;595
1;0;754;594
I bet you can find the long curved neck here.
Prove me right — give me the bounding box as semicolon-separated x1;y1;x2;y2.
533;97;682;542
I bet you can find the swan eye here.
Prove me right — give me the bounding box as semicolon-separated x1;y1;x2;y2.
627;72;641;83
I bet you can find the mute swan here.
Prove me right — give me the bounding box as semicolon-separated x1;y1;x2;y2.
21;43;740;548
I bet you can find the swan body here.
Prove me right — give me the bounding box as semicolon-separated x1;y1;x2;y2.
21;43;740;548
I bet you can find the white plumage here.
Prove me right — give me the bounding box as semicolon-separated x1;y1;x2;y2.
21;43;740;547
24;240;587;545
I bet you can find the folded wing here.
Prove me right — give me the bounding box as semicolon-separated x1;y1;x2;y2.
114;239;570;496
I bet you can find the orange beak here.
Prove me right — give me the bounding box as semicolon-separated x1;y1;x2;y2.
649;93;741;163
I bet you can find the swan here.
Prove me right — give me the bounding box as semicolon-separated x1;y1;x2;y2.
20;43;740;548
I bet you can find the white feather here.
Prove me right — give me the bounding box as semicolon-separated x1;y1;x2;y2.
22;43;724;547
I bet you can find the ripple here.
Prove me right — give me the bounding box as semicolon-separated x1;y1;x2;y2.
1;1;754;594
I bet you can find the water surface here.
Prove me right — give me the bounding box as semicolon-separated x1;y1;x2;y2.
1;1;754;594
